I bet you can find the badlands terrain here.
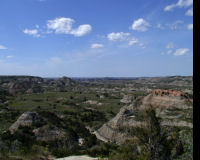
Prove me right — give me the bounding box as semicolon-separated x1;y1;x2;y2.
0;76;193;160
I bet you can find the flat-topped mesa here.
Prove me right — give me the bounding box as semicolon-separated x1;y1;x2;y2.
152;89;184;97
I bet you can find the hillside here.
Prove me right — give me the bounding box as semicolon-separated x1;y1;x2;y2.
0;76;77;95
96;89;193;144
0;76;193;160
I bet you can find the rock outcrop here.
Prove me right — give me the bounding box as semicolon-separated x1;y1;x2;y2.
94;105;144;144
9;111;78;148
95;89;193;144
152;89;183;97
142;89;193;111
120;94;136;104
9;111;46;134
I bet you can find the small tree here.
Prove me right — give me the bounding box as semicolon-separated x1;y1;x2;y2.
109;106;183;160
144;108;170;160
134;106;183;160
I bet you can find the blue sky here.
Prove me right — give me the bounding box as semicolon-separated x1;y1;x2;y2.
0;0;193;77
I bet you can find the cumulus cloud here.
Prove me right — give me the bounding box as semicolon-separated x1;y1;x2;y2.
0;45;7;50
128;38;138;45
185;8;193;16
70;24;92;37
47;17;74;34
23;29;40;37
187;24;193;30
107;32;143;48
107;32;130;41
47;17;92;37
131;18;150;32
164;0;193;11
166;42;175;49
91;43;104;49
174;48;189;56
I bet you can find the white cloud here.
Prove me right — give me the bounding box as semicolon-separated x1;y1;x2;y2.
70;24;92;37
185;8;193;16
0;45;7;50
131;18;150;32
47;17;74;34
7;56;13;59
91;43;104;49
176;0;193;7
164;4;177;11
167;20;184;30
164;0;193;11
128;38;138;45
167;50;173;54
107;32;130;41
187;24;193;30
174;48;189;56
166;42;175;49
47;17;92;37
23;29;40;37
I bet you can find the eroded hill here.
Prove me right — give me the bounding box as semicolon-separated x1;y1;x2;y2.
95;89;193;144
0;76;193;160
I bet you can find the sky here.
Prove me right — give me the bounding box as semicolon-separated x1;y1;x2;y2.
0;0;193;77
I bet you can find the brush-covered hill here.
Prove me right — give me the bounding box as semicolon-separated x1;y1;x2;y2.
0;76;77;94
